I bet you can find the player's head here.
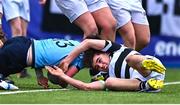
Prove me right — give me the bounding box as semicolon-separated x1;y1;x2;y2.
92;52;110;72
84;49;110;82
83;48;110;72
83;35;110;72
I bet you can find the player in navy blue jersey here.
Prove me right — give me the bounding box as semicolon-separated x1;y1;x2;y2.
2;0;46;78
49;37;166;92
0;36;84;90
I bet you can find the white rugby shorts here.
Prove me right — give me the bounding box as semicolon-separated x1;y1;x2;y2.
2;0;30;22
0;0;3;14
55;0;108;23
106;0;149;29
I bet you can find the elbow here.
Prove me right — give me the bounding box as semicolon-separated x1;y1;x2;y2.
82;39;91;49
82;39;89;44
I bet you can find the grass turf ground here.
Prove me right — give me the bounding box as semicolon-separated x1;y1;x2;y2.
0;68;180;104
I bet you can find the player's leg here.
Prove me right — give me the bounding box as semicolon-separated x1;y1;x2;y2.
117;21;136;49
0;80;19;90
35;68;49;89
143;78;164;92
141;55;166;74
105;77;164;92
2;0;23;37
131;0;150;51
126;54;166;74
55;0;98;38
73;12;98;38
9;18;23;37
107;0;136;47
48;66;79;88
20;19;28;36
0;74;18;90
20;0;30;37
133;23;150;51
130;67;165;92
91;5;117;41
17;0;30;77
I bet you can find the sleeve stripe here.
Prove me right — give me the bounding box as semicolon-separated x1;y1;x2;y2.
102;40;112;52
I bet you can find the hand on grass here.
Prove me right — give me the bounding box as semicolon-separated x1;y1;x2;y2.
45;66;65;77
58;60;69;72
37;77;49;89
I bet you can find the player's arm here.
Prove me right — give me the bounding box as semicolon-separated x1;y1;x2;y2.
45;66;105;91
59;39;107;71
57;66;79;88
35;69;49;89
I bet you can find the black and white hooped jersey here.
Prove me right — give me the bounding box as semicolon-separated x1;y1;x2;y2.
102;40;140;79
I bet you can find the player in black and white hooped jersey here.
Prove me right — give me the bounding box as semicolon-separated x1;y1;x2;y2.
54;37;166;92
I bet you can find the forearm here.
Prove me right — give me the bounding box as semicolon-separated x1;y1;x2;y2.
45;66;105;90
65;39;106;63
59;74;105;91
35;69;49;88
58;66;79;88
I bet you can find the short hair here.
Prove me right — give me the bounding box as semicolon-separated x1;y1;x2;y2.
83;35;103;68
83;48;104;69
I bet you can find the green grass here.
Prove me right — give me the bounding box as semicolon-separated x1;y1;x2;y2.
0;68;180;104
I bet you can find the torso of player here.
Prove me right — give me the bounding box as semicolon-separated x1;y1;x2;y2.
28;39;82;68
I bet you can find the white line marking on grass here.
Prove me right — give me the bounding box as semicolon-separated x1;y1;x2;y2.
164;81;180;85
0;88;69;95
1;81;180;95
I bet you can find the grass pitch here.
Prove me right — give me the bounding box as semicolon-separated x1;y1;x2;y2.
0;68;180;104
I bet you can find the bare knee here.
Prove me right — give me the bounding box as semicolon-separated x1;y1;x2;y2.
100;20;117;41
102;18;116;32
126;55;143;68
83;24;98;38
136;37;150;51
11;26;22;36
119;29;136;49
126;55;136;66
135;25;151;51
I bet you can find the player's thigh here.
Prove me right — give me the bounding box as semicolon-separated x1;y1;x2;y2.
55;0;89;23
118;21;136;48
73;12;97;33
87;0;116;28
92;7;116;29
107;0;132;29
131;0;150;42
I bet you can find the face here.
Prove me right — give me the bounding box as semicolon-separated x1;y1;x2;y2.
92;53;110;72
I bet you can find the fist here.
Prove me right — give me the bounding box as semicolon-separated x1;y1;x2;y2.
37;77;49;89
